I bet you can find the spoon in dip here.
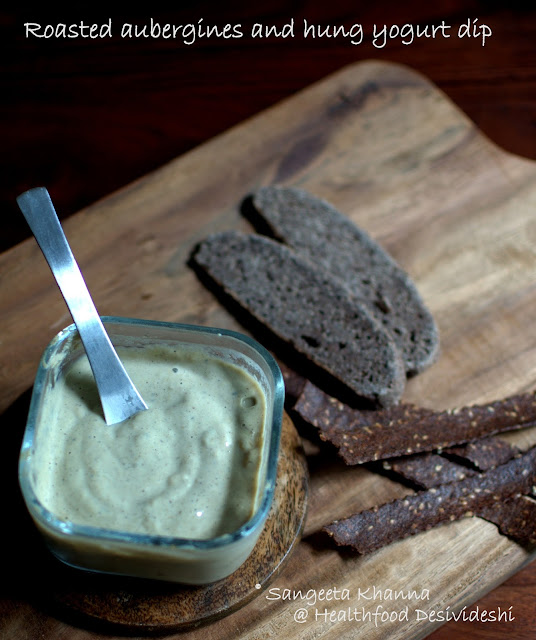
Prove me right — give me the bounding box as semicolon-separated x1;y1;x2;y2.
17;187;148;425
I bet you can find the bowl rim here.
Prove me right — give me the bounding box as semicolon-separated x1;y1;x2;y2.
19;315;285;552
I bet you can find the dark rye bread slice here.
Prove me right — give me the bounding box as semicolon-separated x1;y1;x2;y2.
248;186;439;375
192;230;406;407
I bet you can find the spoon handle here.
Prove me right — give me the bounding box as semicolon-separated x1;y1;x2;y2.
17;187;147;425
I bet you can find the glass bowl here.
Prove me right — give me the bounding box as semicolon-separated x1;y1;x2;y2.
19;316;284;585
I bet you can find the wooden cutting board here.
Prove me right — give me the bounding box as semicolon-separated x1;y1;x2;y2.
2;60;536;639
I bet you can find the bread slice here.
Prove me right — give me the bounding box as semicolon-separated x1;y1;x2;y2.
248;186;439;375
192;230;406;407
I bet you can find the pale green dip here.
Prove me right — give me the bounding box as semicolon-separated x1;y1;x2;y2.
33;344;266;539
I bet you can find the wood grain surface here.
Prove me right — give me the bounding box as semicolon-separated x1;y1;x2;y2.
1;58;536;639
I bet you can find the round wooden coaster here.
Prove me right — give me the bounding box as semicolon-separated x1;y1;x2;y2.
49;412;308;633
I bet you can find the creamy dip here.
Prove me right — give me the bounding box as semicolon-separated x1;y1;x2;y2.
33;344;267;540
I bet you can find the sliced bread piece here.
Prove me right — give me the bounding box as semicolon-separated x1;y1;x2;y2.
248;186;439;375
192;230;406;407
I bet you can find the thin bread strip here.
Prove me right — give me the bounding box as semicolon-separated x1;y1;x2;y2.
192;231;405;407
294;380;536;464
478;495;536;546
383;453;477;488
249;186;439;374
444;438;521;471
324;445;536;553
383;444;536;543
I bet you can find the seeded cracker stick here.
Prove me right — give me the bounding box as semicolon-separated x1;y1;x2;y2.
325;445;536;554
386;438;520;488
383;442;536;544
294;381;536;464
477;495;536;544
383;452;477;489
444;438;521;471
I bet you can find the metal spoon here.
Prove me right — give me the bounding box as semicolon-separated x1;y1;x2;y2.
17;187;148;425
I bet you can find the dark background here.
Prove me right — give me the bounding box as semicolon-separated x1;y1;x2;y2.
3;0;536;253
2;2;536;638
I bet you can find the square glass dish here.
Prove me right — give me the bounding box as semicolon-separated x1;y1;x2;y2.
19;316;284;585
